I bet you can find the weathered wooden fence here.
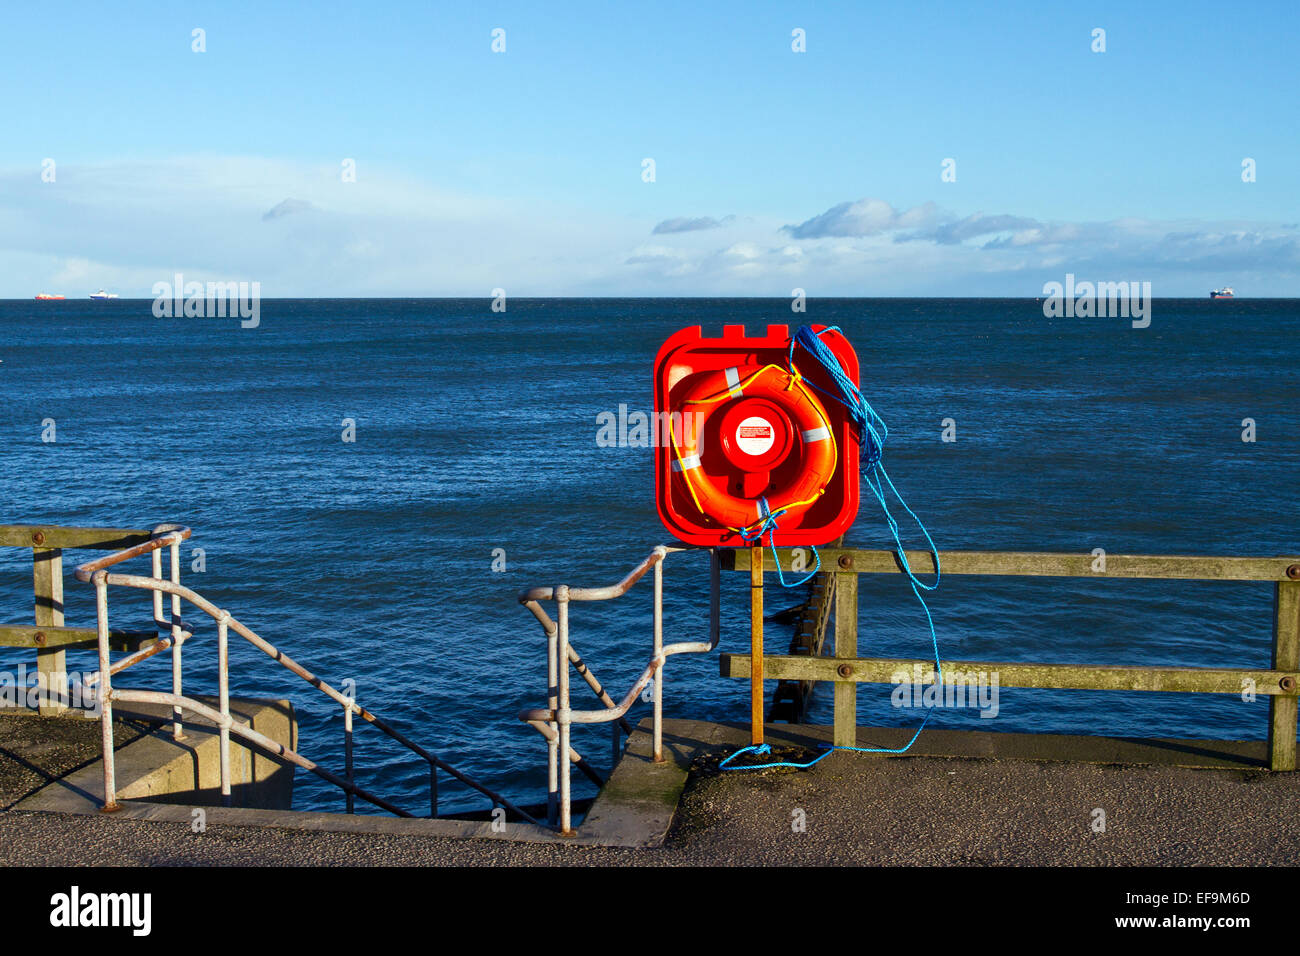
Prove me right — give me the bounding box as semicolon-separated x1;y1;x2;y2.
722;547;1300;771
0;525;158;715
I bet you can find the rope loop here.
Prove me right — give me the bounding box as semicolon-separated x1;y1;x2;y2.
739;497;820;588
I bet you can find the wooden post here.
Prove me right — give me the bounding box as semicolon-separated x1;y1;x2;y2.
833;568;858;748
750;544;764;746
1268;581;1299;771
33;547;66;716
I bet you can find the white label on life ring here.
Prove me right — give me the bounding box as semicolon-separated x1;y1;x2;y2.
735;416;775;456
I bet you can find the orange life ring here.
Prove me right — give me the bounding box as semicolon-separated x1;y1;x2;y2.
671;365;837;533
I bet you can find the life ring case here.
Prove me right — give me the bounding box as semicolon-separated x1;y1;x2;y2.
654;324;861;547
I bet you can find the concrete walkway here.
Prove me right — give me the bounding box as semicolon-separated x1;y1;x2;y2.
0;711;149;810
3;717;1297;866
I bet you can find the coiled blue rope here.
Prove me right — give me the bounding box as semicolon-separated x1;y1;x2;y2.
787;325;940;597
718;742;834;771
721;325;943;769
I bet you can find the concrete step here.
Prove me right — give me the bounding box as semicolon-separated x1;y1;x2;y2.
17;694;297;813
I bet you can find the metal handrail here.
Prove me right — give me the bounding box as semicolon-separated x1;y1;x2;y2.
517;545;722;834
72;523;192;576
74;525;540;825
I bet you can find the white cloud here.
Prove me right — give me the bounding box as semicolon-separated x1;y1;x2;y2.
0;156;631;296
783;199;941;239
651;215;736;234
2;163;1297;297
262;198;316;221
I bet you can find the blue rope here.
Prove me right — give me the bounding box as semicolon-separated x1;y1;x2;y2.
788;325;940;592
717;742;835;771
787;325;940;595
721;324;943;771
738;496;821;588
718;721;936;771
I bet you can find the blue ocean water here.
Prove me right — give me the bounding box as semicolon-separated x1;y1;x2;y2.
1;297;1296;815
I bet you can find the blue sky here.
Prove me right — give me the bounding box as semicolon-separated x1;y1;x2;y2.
1;0;1296;296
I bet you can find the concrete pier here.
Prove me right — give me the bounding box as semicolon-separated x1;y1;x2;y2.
2;716;1296;866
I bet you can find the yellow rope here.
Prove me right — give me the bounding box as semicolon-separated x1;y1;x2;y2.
668;418;711;521
679;363;787;407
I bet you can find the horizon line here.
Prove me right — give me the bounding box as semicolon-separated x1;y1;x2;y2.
5;295;1294;301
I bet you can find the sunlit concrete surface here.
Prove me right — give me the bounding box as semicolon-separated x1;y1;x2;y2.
3;717;1296;866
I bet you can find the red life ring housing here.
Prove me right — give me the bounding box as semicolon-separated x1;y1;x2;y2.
671;365;837;533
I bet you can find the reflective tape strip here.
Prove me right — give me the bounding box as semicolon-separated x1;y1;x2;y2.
725;367;743;397
801;426;831;443
672;454;701;472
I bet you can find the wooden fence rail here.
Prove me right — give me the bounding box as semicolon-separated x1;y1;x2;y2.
722;547;1300;771
1;525;154;715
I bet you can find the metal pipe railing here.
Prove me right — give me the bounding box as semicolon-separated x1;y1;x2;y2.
107;686;410;816
94;575;117;811
74;525;540;827
216;612;232;807
517;546;722;834
653;557;663;762
344;693;355;815
167;534;185;740
557;588;572;833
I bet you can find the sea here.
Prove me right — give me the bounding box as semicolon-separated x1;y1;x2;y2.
1;297;1296;815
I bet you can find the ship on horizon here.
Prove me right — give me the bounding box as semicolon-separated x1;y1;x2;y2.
88;289;119;300
1210;286;1235;299
34;293;65;300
